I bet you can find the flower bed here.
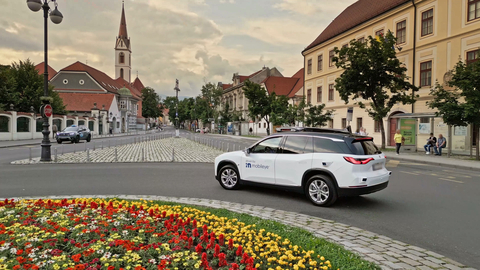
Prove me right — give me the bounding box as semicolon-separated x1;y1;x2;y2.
0;198;334;270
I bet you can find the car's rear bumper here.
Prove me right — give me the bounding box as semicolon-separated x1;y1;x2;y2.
337;181;389;197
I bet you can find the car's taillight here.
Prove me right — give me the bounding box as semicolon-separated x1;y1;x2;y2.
344;157;374;165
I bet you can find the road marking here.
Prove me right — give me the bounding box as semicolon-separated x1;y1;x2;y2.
399;162;424;166
386;160;400;168
439;178;464;184
400;171;420;175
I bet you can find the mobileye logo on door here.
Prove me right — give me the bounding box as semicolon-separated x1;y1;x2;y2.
245;162;269;170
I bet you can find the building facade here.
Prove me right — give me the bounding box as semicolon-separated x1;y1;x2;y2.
302;0;480;152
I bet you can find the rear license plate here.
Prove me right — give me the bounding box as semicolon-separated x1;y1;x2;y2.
373;163;383;171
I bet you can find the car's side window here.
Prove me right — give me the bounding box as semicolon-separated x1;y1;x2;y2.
251;137;283;154
282;136;313;154
314;138;344;153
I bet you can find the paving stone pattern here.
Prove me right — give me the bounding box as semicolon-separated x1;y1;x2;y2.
2;195;475;270
11;134;232;164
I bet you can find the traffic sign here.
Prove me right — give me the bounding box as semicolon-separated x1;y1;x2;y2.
42;104;53;118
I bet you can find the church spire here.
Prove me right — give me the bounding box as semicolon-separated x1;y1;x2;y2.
118;1;128;38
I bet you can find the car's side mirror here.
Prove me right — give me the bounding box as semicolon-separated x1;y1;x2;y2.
244;147;251;156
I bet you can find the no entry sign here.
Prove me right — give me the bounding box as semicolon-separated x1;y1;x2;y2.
43;104;53;118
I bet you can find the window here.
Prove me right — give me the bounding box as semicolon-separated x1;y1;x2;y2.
36;118;43;132
420;61;432;87
357;37;365;44
342;118;347;129
88;121;94;131
307;59;312;74
328;119;333;128
351;140;380;155
119;52;125;64
467;50;480;65
117;122;120;129
264;123;266;128
317;55;323;71
329;50;335;67
328;84;334;101
17;117;30;132
375;29;384;37
421;9;434;36
317;86;322;103
307;89;312;104
258;123;261;128
396;20;407;44
251;137;282;154
314;138;344;153
374;120;381;132
0;116;9;132
78;120;85;126
420;117;430;123
120;68;124;79
357;117;363;132
120;100;126;109
67;120;74;127
282;136;313;154
468;0;480;21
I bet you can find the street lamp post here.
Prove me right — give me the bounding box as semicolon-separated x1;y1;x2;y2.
174;79;180;137
27;0;63;161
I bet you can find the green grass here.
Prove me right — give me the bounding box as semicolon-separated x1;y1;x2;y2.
149;200;381;270
381;148;396;152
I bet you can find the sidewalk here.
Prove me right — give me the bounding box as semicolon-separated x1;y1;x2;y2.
388;151;480;171
0;130;159;149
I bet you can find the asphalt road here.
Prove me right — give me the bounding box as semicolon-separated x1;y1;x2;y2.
0;129;479;267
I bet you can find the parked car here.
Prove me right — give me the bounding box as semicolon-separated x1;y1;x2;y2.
56;125;92;144
214;128;391;206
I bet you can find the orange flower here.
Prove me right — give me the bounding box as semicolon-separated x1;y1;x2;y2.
71;254;81;263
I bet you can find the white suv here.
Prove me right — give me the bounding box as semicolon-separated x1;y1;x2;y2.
214;129;391;206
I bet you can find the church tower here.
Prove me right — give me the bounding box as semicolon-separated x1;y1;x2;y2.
115;2;131;83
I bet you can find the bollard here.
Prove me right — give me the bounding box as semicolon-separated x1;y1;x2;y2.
108;140;111;148
84;141;87;152
142;148;145;162
87;149;90;163
101;141;103;150
61;145;64;155
93;142;96;151
73;143;76;154
29;148;32;162
115;147;118;162
54;148;57;163
227;143;229;152
172;148;175;162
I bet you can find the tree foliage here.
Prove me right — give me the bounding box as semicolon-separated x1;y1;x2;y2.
333;31;418;148
0;59;65;114
304;104;334;127
141;87;163;121
242;80;289;135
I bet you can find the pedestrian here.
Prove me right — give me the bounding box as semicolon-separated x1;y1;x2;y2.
52;124;58;139
424;133;437;154
109;126;113;135
433;134;446;156
394;129;405;155
359;127;368;136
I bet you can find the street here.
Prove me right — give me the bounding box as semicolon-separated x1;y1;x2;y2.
0;130;479;268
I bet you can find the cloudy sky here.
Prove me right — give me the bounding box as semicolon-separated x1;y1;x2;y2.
1;0;356;98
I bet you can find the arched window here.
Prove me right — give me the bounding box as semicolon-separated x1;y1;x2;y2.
0;116;9;132
119;52;125;64
67;119;74;127
88;121;94;131
78;120;85;126
17;117;30;132
36;118;43;132
120;68;124;79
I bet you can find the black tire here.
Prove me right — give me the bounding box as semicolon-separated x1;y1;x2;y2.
218;165;241;190
57;140;62;144
75;136;80;143
305;175;337;207
86;135;91;142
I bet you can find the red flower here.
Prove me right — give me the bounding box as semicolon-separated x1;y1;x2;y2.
74;265;85;270
236;245;243;256
218;253;228;267
107;266;115;270
71;254;81;263
214;244;220;257
219;234;224;246
228;238;234;249
195;243;203;253
229;263;239;270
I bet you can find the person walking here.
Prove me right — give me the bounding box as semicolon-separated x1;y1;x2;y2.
424;133;437;154
52;124;58;139
434;134;447;156
394;129;405;155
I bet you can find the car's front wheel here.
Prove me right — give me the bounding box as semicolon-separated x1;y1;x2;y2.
305;175;337;206
75;136;80;143
57;140;62;144
218;165;240;190
86;135;91;142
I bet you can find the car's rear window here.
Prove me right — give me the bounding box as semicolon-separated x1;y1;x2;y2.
351;140;380;155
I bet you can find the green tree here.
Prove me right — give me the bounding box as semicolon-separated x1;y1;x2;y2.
333;31;418;149
200;82;223;124
0;59;66;114
304;104;334;127
428;56;480;159
285;98;307;126
141;87;163;129
243;80;289;135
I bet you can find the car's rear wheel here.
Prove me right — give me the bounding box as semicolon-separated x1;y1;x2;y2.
305;175;337;206
218;165;240;190
75;136;80;143
86;135;91;142
57;140;62;144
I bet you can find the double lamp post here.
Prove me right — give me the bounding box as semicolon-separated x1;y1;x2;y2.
26;0;63;161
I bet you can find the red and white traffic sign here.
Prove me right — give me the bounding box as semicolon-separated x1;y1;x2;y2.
43;104;53;118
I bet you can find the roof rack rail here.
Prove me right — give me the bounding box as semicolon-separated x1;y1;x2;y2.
276;126;351;134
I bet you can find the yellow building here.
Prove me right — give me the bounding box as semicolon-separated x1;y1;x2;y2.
302;0;480;152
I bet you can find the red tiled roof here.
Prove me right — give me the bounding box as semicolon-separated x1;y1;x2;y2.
289;68;304;98
222;84;232;90
304;0;409;52
263;77;299;96
35;62;57;81
133;77;145;92
115;78;141;99
58;93;115;112
61;61;122;94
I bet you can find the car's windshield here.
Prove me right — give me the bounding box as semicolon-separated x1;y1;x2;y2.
63;127;78;132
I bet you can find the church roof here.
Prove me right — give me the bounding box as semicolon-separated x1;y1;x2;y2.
119;3;128;39
34;62;57;81
115;78;141;100
60;61;122;94
58;92;115;112
133;77;145;91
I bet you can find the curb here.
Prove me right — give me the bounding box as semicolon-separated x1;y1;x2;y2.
388;155;480;172
0;195;475;270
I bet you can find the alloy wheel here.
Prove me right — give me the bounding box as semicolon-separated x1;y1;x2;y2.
221;168;238;189
308;179;330;204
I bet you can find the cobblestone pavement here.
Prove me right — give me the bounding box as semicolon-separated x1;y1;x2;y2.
2;195;475;270
11;136;227;164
